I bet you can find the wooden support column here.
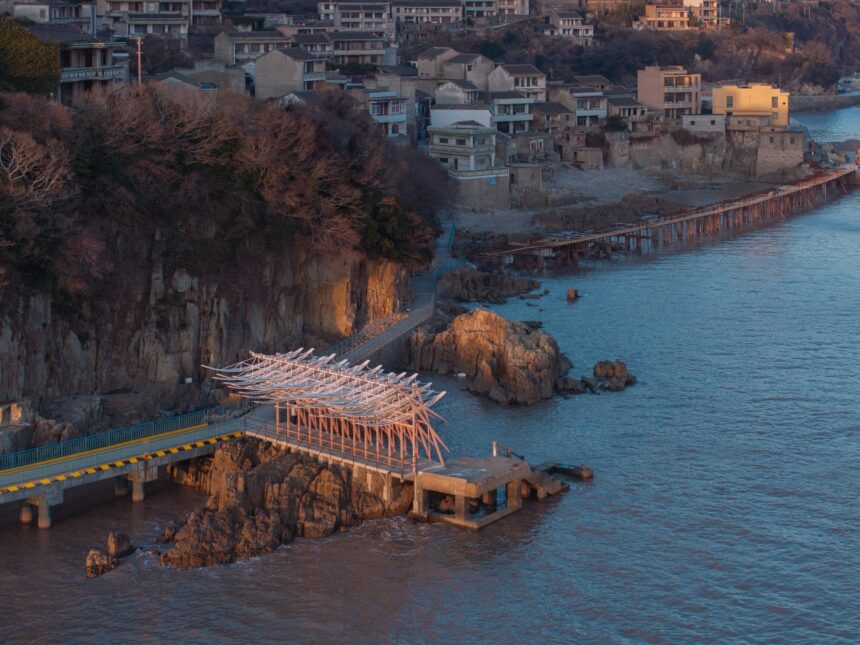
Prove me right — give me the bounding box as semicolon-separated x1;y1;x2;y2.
506;479;522;510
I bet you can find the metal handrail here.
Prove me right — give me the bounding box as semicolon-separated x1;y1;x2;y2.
0;409;209;472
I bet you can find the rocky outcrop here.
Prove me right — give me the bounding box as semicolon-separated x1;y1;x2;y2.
160;438;412;569
85;531;137;578
408;308;570;405
438;269;540;304
0;244;408;452
556;360;637;395
85;549;118;579
107;531;135;558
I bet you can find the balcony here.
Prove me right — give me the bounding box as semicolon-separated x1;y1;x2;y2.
449;167;508;179
372;112;407;124
430;142;495;154
492;113;532;122
61;65;128;83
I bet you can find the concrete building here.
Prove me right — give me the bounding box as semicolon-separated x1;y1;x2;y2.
431;103;493;128
484;90;533;134
712;83;790;128
436;79;480;104
364;88;408;137
391;0;463;27
464;0;496;18
13;0;96;33
488;64;546;102
27;24;128;106
682;113;725;133
214;30;287;65
544;11;593;45
440;52;494;90
416;46;457;77
686;0;727;30
328;31;395;65
254;47;327;100
286;33;334;57
427;120;509;210
332;1;395;40
607;96;647;128
102;0;218;36
754;128;805;177
496;0;527;15
634;4;691;30
637;65;701;119
531;101;575;134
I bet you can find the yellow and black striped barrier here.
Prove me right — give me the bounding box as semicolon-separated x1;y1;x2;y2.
0;430;244;495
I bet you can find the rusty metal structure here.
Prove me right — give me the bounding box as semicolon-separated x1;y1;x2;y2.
476;166;855;271
209;349;449;470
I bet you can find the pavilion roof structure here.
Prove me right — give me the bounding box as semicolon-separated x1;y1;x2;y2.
208;349;449;463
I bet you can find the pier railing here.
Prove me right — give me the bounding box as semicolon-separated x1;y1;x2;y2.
0;409;209;473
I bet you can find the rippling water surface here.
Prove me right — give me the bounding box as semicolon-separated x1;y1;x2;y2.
2;114;860;644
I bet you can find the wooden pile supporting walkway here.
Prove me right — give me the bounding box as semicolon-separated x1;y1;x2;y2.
476;166;855;271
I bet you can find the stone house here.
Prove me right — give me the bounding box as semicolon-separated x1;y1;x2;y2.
254;47;327;100
488;64;547;102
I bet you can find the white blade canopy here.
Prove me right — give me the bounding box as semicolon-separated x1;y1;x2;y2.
206;349;449;462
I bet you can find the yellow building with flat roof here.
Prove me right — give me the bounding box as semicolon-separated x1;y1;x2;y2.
712;83;790;128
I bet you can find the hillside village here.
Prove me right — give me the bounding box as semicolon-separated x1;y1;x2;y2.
0;0;854;214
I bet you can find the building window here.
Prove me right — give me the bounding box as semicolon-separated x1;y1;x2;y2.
439;137;448;144
790;137;795;145
710;120;716;125
772;96;778;108
456;138;466;145
726;95;733;108
769;137;775;144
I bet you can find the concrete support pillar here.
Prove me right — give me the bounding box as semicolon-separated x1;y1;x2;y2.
132;479;145;503
521;480;530;499
382;474;393;505
412;485;429;516
19;503;33;525
454;495;468;520
482;489;497;512
114;478;129;497
37;501;51;529
366;471;374;490
506;479;522;510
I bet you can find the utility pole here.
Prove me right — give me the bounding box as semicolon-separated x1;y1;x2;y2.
136;36;143;85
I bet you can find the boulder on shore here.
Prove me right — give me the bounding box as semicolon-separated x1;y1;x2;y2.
408;308;570;405
85;549;117;579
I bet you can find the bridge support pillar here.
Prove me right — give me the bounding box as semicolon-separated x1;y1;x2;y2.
131;479;145;503
482;489;497;512
382;474;393;505
454;495;468;521
37;501;52;529
27;484;63;530
506;479;522;510
114;478;129;497
128;463;159;503
19;503;33;525
412;482;429;518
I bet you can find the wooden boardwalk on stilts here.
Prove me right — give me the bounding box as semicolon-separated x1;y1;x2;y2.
476;165;856;270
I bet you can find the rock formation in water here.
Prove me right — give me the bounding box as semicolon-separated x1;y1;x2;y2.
160;438;412;568
438;269;541;304
84;531;136;578
408;308;570;405
556;360;637;395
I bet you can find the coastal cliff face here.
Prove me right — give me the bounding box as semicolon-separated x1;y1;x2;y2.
0;241;408;446
161;438;412;568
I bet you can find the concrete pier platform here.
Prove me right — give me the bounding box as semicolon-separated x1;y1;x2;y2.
412;455;568;531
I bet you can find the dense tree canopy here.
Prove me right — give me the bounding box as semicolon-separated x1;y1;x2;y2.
0;88;446;298
0;18;60;96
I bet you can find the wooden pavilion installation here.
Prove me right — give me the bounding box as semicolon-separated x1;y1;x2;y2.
210;349;449;473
